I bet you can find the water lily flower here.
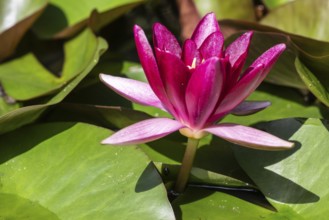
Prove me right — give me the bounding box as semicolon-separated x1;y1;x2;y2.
100;12;294;192
100;12;292;149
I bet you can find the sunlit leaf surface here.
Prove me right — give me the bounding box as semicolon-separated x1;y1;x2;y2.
234;118;329;218
0;122;175;220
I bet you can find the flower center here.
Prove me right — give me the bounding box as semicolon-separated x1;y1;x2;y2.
179;127;209;139
187;57;197;70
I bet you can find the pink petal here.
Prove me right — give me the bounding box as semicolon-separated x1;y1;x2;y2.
204;124;294;150
199;31;224;59
225;32;253;88
102;118;184;145
250;43;286;80
231;101;271;116
153;23;182;58
185;57;223;128
211;64;264;122
134;25;176;116
225;31;253;73
191;12;222;48
182;39;201;67
155;49;190;121
99;74;165;110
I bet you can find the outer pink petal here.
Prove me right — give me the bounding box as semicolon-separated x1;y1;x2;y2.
199;31;224;59
155;49;190;121
204;124;294;150
185;57;223;128
191;12;222;48
153;23;182;58
182;39;201;67
225;31;253;71
225;31;253;86
134;25;176;116
231;101;271;116
102;118;184;145
250;43;286;81
211;64;264;122
99;74;165;110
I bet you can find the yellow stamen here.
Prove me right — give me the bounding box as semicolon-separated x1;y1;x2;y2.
188;57;197;70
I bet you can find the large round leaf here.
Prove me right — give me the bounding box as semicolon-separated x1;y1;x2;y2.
0;122;175;220
234;118;329;218
32;0;144;39
0;0;48;60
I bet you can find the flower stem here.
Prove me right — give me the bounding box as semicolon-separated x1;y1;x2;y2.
174;138;199;193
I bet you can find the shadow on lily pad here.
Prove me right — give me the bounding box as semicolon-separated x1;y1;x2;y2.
135;162;163;193
0;123;76;164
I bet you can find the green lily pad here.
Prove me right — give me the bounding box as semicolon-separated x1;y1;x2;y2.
0;122;175;220
172;188;278;219
0;0;48;60
0;29;107;134
0;28;102;101
154;162;255;189
32;0;144;39
234;118;329;218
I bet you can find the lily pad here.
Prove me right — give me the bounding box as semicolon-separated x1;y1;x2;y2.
172;188;277;219
0;28;103;101
32;0;144;39
0;122;175;220
0;0;48;60
0;29;108;134
234;118;329;218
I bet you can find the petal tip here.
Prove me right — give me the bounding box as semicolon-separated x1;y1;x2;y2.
272;43;286;53
204;12;217;20
101;137;114;145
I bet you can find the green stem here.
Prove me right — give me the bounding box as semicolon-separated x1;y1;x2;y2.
174;138;199;193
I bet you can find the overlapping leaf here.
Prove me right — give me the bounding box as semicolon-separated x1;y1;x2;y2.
0;28;107;134
32;0;144;39
0;0;48;60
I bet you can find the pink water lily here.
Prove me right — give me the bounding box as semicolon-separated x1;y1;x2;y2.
100;12;293;151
